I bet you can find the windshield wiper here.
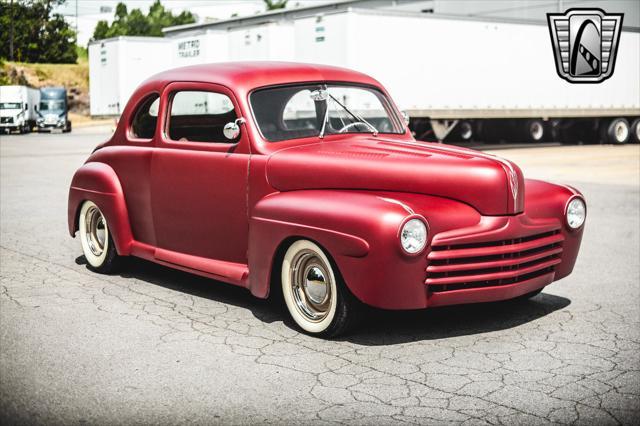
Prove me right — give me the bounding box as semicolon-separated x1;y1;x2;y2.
328;94;378;136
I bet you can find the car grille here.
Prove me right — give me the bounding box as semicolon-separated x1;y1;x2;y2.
1;117;13;124
426;230;563;292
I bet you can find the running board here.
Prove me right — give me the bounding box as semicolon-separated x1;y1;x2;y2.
154;248;249;286
129;241;248;287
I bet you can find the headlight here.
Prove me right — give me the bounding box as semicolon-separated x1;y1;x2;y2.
400;217;428;254
566;197;586;229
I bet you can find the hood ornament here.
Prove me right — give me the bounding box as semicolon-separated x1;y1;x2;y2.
508;167;519;202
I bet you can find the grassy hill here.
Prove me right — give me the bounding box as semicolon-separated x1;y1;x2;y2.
1;57;90;115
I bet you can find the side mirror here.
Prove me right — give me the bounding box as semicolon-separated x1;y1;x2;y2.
223;117;246;140
401;111;410;126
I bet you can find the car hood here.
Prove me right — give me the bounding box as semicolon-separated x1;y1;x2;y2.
266;137;524;215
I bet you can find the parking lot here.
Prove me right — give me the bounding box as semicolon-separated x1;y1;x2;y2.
1;130;638;424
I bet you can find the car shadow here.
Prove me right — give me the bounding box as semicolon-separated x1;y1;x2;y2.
342;293;570;345
75;255;571;344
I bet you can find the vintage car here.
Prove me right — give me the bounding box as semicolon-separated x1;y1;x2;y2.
68;62;586;337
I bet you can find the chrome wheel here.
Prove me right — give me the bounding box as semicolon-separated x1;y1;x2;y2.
79;200;116;270
289;249;332;322
84;205;107;257
281;240;344;335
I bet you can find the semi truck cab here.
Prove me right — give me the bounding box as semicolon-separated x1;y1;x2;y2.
37;87;72;133
0;85;40;134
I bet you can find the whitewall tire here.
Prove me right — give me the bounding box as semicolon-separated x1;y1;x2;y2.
79;201;121;273
281;240;356;337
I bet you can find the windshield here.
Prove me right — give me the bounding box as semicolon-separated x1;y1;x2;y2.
40;100;65;112
250;84;404;142
0;103;22;110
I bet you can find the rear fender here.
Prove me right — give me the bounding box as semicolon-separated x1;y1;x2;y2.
68;162;133;255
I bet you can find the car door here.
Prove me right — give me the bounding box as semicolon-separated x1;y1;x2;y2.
102;93;160;246
150;82;250;266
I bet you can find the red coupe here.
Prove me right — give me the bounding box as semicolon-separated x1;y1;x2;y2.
68;62;586;336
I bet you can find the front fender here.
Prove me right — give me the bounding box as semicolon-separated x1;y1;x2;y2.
524;179;585;279
248;190;481;309
68;162;133;255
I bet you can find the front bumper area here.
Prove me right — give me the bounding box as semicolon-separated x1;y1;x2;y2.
38;123;65;131
424;215;571;307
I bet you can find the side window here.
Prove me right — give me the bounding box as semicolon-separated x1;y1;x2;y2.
168;90;237;143
130;95;159;140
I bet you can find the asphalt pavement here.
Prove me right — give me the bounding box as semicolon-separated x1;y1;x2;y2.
1;129;638;425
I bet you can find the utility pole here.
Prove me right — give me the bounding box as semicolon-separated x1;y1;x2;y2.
9;0;14;60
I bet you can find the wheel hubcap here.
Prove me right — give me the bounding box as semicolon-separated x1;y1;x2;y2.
290;250;332;322
84;206;106;257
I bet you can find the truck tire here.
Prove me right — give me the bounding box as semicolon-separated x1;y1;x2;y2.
524;119;545;143
458;120;474;141
602;118;630;144
630;118;640;144
64;121;72;133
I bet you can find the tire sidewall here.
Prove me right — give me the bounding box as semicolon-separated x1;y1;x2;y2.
281;240;338;335
608;118;629;144
79;201;110;268
631;118;640;144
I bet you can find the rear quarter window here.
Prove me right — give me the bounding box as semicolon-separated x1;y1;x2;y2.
130;95;159;140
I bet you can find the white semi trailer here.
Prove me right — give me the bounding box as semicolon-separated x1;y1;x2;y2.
293;9;640;144
90;6;640;143
0;85;41;134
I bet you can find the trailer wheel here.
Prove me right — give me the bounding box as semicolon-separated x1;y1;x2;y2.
603;118;630;144
525;119;545;143
458;120;474;141
630;118;640;144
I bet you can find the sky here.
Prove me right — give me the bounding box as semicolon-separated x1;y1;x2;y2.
54;0;335;46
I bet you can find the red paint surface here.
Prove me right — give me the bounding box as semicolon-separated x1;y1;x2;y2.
68;62;585;310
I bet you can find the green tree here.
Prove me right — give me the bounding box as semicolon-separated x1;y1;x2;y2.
0;0;77;64
91;1;196;41
264;0;288;10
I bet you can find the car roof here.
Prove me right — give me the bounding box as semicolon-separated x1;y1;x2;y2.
143;61;382;93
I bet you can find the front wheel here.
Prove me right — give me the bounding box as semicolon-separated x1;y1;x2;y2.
79;201;122;274
281;240;357;337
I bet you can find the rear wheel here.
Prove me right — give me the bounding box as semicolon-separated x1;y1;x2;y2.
457;120;474;142
79;201;122;274
281;239;357;337
602;118;630;144
524;119;545;143
630;118;640;144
